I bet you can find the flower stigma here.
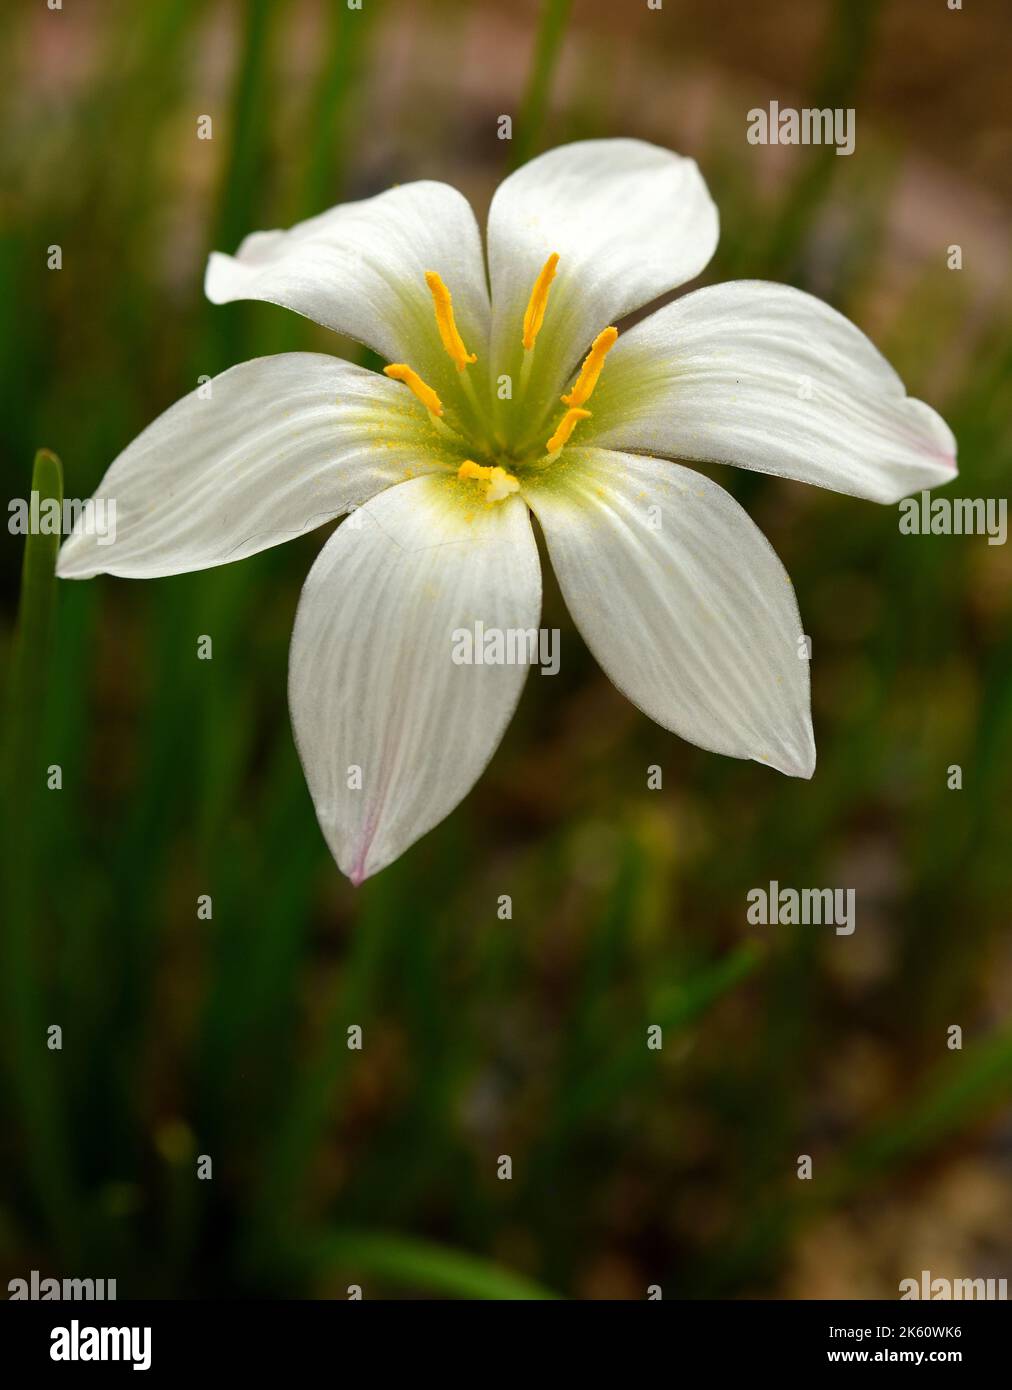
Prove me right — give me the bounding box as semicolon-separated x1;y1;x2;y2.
457;459;520;503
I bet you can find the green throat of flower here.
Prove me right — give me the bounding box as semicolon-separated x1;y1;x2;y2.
382;255;619;504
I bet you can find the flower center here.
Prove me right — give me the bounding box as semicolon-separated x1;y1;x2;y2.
381;254;619;499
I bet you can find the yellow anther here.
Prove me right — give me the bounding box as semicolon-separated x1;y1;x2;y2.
457;459;520;504
383;363;444;416
522;253;560;351
545;407;591;456
425;271;477;371
561;326;619;407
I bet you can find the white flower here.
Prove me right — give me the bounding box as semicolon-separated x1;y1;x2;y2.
58;140;957;884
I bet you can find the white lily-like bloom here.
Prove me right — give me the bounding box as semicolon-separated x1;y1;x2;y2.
59;140;957;884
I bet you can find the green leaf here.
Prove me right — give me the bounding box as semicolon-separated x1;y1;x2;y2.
6;448;64;731
1;447;80;1260
511;0;573;168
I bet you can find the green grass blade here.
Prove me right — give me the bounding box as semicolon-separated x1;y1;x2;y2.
511;0;572;169
699;1026;1012;1297
242;875;396;1272
6;450;63;723
762;0;881;278
296;0;379;220
211;0;277;257
1;448;79;1259
827;1027;1012;1198
305;1229;560;1300
559;941;764;1127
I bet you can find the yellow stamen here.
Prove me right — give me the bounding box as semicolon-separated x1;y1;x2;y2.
383;363;443;416
522;253;560;351
545;407;591;456
457;459;520;503
561;326;619;407
425;270;477;371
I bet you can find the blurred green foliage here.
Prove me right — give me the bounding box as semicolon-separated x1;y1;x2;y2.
1;0;1011;1299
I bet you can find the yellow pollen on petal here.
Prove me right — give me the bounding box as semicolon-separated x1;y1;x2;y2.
522;252;560;351
425;270;477;371
561;326;619;407
545;407;591;455
457;459;520;504
383;363;444;416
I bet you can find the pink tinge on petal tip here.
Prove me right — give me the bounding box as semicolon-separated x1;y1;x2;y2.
347;808;382;887
347;840;371;888
905;400;958;472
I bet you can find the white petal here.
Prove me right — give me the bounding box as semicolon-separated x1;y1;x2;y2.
487;139;718;395
205;182;490;378
289;476;541;883
588;280;957;503
57;354;453;579
525;448;814;777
